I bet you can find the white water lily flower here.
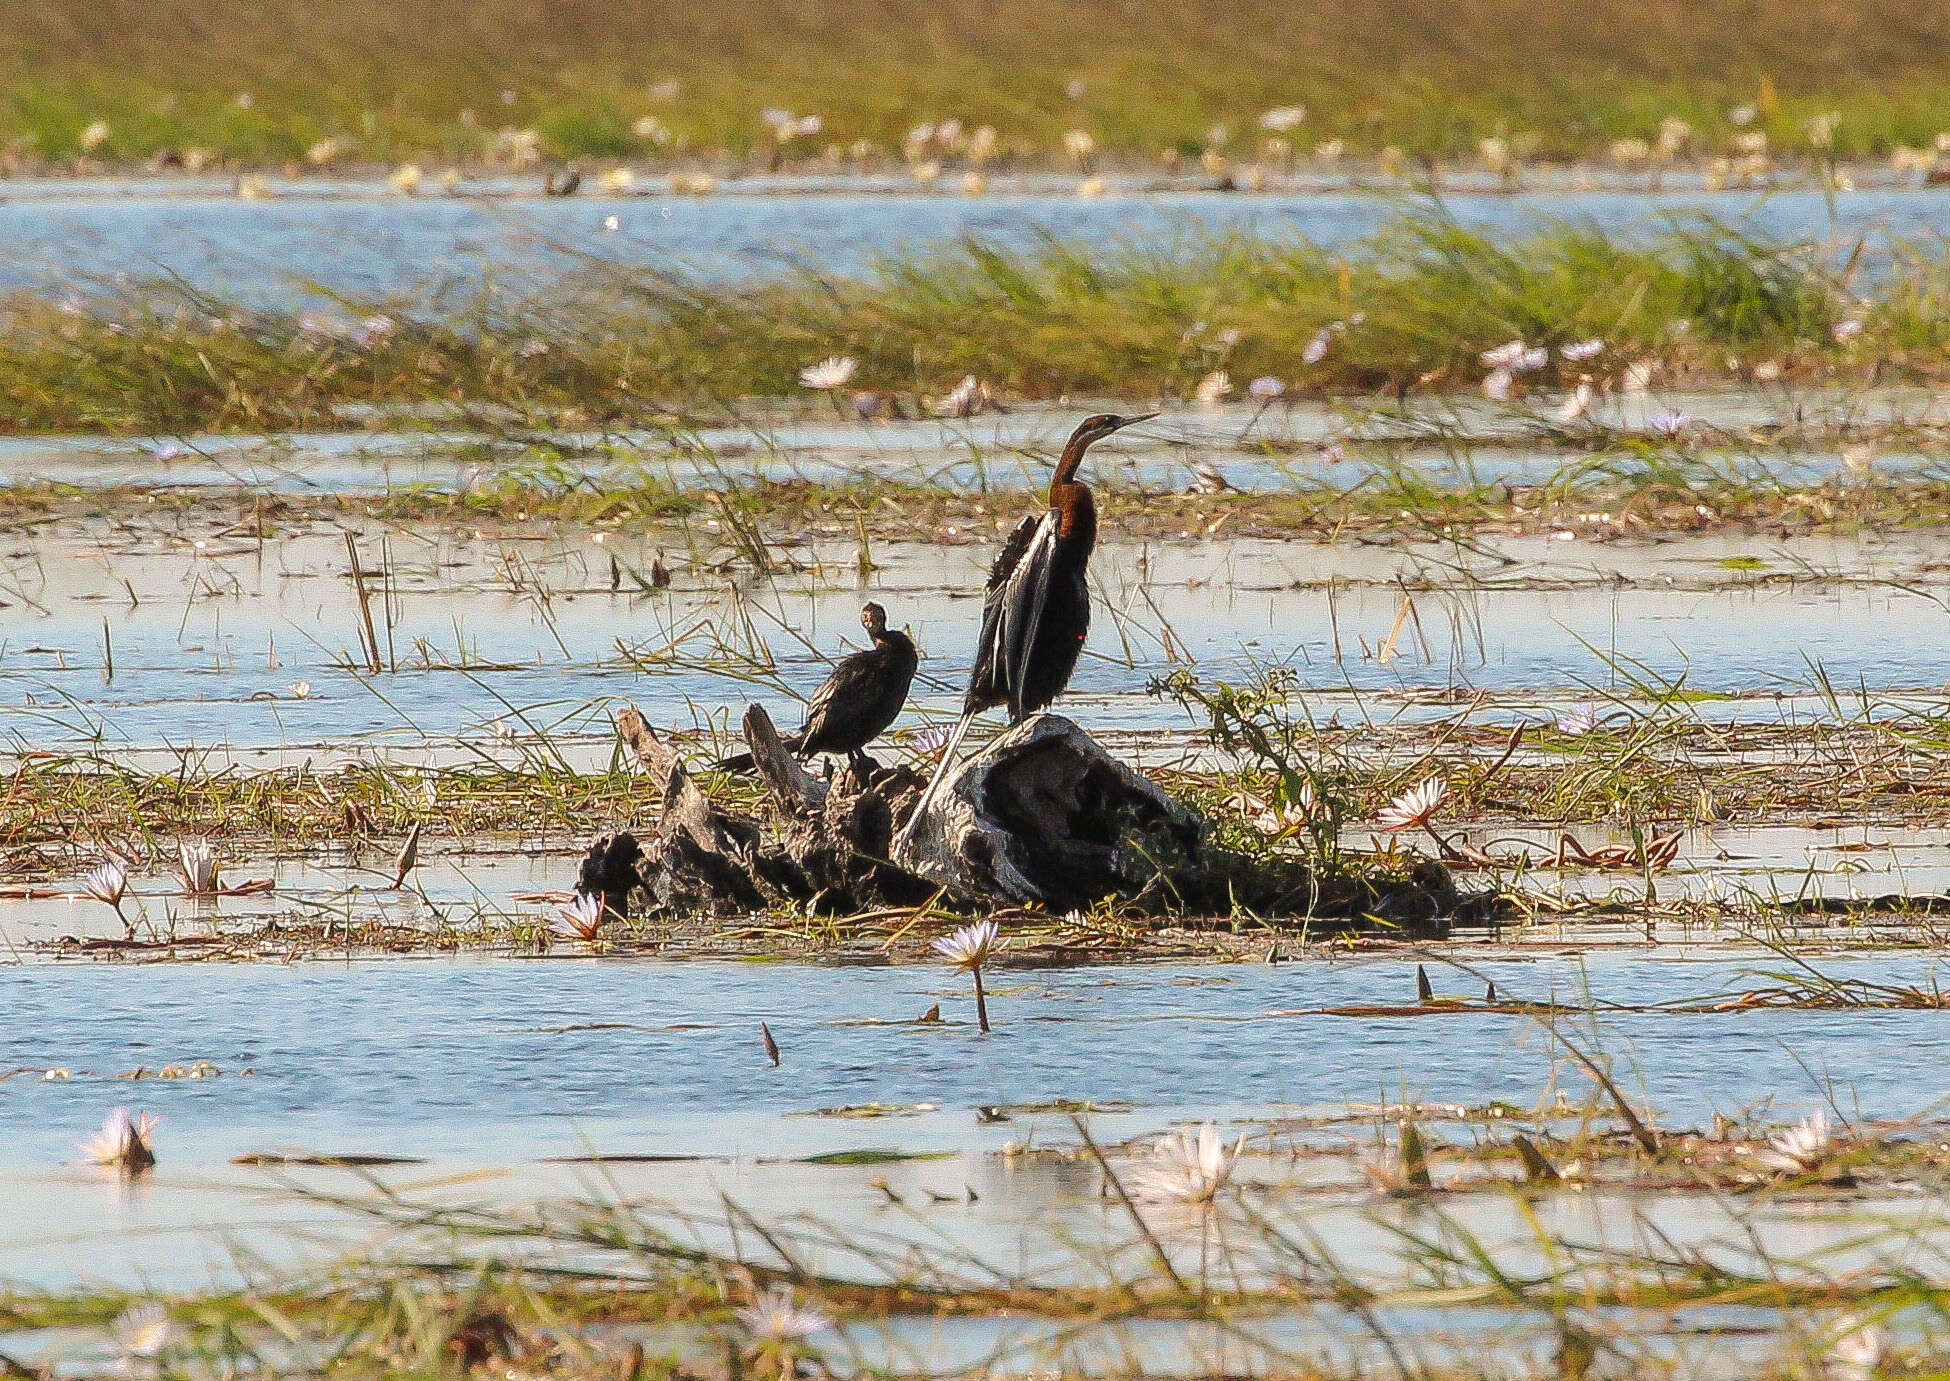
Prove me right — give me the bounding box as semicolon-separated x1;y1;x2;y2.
1131;1121;1245;1205
931;918;1000;970
1189;459;1230;494
1062;129;1096;163
84;860;128;908
1247;375;1285;401
1481;367;1514;402
1251;778;1317;834
550;892;605;941
908;722;954;754
601;214;620;232
81;1108;159;1170
1758;1110;1832;1174
1649;411;1693;438
1622;359;1656;396
798;356;858;391
1561;338;1605;361
1825;1315;1884;1381
1303;329;1332;365
288;681;312;699
353;315;394;348
1555;380;1593;424
178;838;221;895
1729;103;1758;127
735;1286;832;1341
940;375;987;417
114;1302;174;1360
1833;317;1865;344
1258;106;1307;133
1480;340;1529;370
1194;370;1231;406
79;120;111;152
1377;778;1447;832
1513;346;1549;374
1555;703;1600;735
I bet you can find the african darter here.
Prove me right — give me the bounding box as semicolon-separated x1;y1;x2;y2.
898;412;1154;833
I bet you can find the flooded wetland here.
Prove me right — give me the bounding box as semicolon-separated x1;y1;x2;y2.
15;172;1950;1377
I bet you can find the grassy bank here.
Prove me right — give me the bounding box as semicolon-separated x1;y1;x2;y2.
6;1075;1948;1378
5;0;1950;167
5;212;1947;434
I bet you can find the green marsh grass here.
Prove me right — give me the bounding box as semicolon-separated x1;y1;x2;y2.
1;210;1934;434
8;0;1950;165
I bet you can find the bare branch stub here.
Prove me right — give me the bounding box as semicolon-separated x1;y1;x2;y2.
615;705;679;779
742;704;827;814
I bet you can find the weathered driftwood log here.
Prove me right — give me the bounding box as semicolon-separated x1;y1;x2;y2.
892;713;1461;932
583;705;1466;935
578;705;938;919
894;714;1200;909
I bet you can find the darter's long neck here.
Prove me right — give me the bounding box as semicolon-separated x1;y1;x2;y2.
1052;480;1095;550
1050;426;1100;547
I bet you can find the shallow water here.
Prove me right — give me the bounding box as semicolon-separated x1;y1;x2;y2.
5;519;1950;752
4;181;1946;306
8;387;1949;498
3;951;1949;1291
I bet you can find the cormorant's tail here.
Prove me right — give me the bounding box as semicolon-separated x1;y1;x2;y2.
893;712;977;856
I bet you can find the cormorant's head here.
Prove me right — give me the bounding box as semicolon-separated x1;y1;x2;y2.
861;601;888;633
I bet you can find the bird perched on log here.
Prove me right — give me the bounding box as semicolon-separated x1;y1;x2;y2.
898;412;1154;836
713;602;917;771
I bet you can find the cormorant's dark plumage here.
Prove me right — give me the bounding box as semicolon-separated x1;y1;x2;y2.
714;602;916;770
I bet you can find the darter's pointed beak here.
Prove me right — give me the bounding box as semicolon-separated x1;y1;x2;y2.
1112;412;1160;430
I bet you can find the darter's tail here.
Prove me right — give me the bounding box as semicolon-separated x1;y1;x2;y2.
893;711;977;856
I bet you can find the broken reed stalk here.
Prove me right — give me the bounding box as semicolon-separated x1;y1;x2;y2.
1512;1134;1561;1183
1398;1120;1432;1189
1069;1114;1192;1300
1536;1016;1661;1155
344;532;383;675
